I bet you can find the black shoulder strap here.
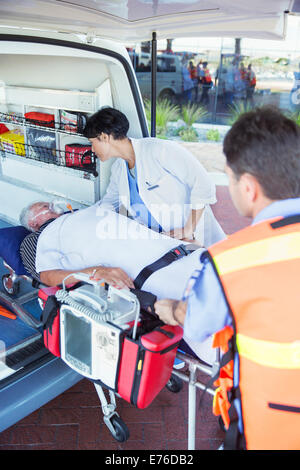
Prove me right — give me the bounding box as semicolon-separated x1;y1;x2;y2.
270;214;300;229
134;244;198;289
41;295;60;334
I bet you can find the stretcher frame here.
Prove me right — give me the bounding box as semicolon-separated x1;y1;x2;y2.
173;350;219;450
0;259;220;450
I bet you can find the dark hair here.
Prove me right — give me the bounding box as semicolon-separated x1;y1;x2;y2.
83;107;129;140
223;106;300;200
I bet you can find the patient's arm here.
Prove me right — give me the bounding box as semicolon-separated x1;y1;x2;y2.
40;267;92;287
40;265;134;289
154;299;187;326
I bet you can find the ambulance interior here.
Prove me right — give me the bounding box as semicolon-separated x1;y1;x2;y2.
0;36;145;382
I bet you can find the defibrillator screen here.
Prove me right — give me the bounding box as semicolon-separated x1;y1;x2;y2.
64;310;92;374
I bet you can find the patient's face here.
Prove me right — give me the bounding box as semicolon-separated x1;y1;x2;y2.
29;202;61;231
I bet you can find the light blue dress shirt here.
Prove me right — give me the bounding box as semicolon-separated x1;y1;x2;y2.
126;162;162;232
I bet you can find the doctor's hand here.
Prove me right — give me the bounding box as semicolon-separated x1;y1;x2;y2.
154;299;187;326
89;266;135;290
163;227;193;241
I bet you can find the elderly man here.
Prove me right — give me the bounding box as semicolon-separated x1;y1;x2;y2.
19;201;62;284
19;201;135;290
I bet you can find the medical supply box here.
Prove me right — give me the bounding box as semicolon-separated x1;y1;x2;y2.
24;111;55;128
0;130;25;156
65;143;92;168
38;276;183;408
60;110;87;134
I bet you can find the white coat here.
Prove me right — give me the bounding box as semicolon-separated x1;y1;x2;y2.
99;137;225;246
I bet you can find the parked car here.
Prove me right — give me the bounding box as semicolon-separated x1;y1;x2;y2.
128;51;184;102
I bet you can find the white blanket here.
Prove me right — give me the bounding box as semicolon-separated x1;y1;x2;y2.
36;204;216;364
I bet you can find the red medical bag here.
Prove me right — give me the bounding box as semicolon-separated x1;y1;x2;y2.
25;112;55;128
65;144;92;167
38;286;61;357
117;324;183;408
0;123;9;134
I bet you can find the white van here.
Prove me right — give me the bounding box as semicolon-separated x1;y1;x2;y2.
129;51;183;102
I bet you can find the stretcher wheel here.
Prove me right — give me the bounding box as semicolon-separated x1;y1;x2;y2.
109;415;130;442
166;373;183;393
2;274;20;296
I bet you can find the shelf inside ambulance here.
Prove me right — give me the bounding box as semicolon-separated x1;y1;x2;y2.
0;218;47;382
0;112;98;177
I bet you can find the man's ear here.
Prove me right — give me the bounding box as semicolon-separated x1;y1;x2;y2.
240;173;259;205
28;219;38;232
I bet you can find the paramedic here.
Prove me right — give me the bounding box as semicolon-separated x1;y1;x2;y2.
154;106;300;450
19;201;134;290
83;107;225;247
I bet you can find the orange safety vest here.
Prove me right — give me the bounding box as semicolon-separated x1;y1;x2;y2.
204;214;300;450
200;68;212;84
247;70;256;86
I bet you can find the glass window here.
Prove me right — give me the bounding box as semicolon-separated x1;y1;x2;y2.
126;14;300;139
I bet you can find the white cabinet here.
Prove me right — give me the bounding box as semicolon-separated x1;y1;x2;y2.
0;88;97;175
0;86;101;223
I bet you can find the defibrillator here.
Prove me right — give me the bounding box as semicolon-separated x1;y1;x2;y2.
57;273;139;389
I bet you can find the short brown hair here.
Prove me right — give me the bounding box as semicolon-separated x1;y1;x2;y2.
223;106;300;199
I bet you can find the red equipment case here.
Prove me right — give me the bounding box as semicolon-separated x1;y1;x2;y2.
24;112;55;128
64;143;92;167
117;324;183;408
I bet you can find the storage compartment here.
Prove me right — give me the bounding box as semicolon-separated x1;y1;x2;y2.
0;105;95;171
0;37;145;224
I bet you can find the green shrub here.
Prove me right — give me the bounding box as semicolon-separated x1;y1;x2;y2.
144;98;180;136
291;111;300;127
181;103;207;128
206;128;220;142
178;127;198;142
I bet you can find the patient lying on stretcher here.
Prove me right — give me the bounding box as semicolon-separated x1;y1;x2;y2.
20;201;214;364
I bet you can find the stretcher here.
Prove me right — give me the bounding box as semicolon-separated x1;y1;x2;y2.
0;240;220;450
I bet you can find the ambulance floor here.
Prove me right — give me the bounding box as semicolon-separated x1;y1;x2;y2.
0;186;251;450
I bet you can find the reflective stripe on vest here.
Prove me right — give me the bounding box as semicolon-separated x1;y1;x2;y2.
236;334;300;369
213;232;300;276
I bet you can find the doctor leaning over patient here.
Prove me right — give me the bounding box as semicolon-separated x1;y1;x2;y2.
155;106;300;450
83;107;225;247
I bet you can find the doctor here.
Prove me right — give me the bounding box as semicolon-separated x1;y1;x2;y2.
83;107;225;246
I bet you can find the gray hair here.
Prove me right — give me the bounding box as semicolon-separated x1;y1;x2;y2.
19;203;38;231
